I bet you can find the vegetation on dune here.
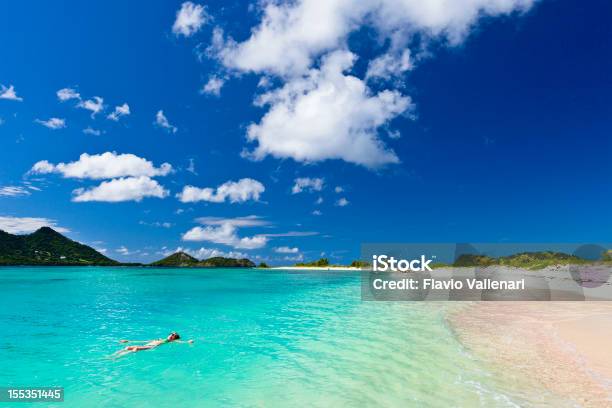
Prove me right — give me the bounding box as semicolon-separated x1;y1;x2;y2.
453;251;591;270
296;258;330;267
349;260;371;268
258;262;270;268
0;227;118;266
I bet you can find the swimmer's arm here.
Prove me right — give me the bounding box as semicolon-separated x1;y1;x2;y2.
175;340;194;344
119;339;150;343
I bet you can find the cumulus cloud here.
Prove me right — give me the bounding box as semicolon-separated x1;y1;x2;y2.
207;0;535;168
245;51;410;167
30;152;173;180
155;110;177;133
82;127;102;136
177;178;265;203
0;85;23;101
0;186;31;197
292;177;324;194
201;76;225;96
0;216;68;234
334;186;344;193
77;96;104;117
274;246;299;253
182;217;267;249
213;0;534;77
173;1;209;37
261;231;318;237
35;118;66;130
72;176;169;202
57;88;81;102
107;103;130;121
312;209;322;216
139;220;173;228
194;215;268;227
335;197;349;206
164;246;248;260
366;49;413;81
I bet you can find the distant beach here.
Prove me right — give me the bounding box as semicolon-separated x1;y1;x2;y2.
270;266;362;271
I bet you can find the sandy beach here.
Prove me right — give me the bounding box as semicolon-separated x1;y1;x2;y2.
271;266;362;271
449;302;612;407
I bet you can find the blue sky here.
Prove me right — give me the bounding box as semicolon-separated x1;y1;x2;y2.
0;0;610;264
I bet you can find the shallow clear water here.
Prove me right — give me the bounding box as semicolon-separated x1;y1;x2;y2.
0;267;544;407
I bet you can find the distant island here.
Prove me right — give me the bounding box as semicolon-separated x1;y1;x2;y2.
2;228;609;270
151;251;256;268
0;227;118;266
0;228;256;268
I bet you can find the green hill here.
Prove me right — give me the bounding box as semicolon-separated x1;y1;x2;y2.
0;227;118;266
150;251;199;267
198;257;256;268
150;252;255;268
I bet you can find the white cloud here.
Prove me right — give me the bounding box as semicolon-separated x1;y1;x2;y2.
194;215;268;227
213;0;534;77
312;209;322;216
209;0;535;168
72;176;169;202
291;177;324;194
140;220;173;228
182;221;267;249
334;186;344;193
0;216;68;234
387;129;401;139
201;76;225;96
186;158;197;174
245;51;410;168
173;1;209;37
155;110;177;133
83;127;102;136
77;96;104;117
261;231;318;237
30;152;173;179
107;103;130;121
164;246;248;259
366;49;413;81
57;88;81;102
177;178;265;203
0;186;31;197
0;85;23;101
35;117;66;130
116;246;134;256
315;197;323;204
275;246;299;253
283;254;304;262
336;197;349;206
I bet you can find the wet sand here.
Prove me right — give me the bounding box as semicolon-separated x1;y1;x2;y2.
448;302;612;407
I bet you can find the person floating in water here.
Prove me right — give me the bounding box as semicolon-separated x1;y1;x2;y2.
112;332;193;358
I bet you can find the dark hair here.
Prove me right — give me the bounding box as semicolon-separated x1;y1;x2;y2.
170;332;180;339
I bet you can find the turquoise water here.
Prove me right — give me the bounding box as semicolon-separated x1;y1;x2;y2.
0;267;543;407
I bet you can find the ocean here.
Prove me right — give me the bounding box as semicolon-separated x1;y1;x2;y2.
0;267;557;407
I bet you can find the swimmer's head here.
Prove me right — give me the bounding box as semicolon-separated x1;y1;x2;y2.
168;332;180;341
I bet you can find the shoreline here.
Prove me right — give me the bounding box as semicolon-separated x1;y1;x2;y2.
447;302;612;407
270;266;362;271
